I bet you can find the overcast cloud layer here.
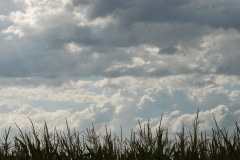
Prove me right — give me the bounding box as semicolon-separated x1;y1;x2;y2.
0;0;240;137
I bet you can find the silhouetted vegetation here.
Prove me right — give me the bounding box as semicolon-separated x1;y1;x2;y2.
0;112;239;159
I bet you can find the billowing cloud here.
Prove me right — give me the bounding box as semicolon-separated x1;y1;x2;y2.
0;0;240;138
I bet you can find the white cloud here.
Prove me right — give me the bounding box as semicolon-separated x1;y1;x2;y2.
65;41;85;53
2;25;24;38
0;0;240;139
0;75;238;137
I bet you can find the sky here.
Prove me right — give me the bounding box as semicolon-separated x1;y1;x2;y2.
0;0;240;138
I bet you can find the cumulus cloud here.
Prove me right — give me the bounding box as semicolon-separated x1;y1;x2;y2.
1;0;240;78
0;0;240;138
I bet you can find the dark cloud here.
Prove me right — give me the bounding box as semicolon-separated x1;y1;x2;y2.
217;56;240;76
88;0;134;19
72;0;91;6
73;0;240;30
159;44;179;55
1;0;240;80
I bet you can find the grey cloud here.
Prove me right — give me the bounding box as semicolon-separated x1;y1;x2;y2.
72;0;91;6
1;0;240;80
87;0;134;19
1;0;240;141
0;0;25;15
66;1;220;54
217;56;240;76
159;44;179;55
76;0;240;30
73;22;211;50
72;0;135;19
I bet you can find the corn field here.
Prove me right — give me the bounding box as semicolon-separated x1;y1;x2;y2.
0;112;239;160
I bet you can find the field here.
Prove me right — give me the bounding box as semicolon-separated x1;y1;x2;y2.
0;112;239;160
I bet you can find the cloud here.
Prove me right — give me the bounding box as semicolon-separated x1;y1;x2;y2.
82;0;240;29
0;0;24;15
1;0;240;79
0;0;240;139
0;77;239;139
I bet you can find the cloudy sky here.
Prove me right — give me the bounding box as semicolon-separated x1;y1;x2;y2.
0;0;240;137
